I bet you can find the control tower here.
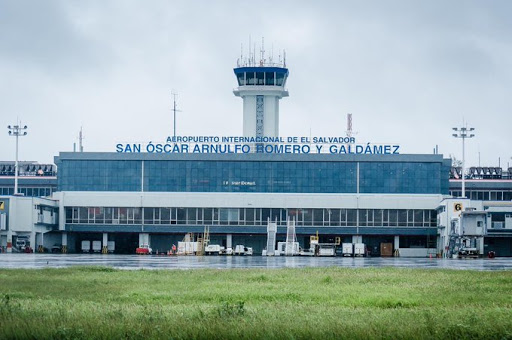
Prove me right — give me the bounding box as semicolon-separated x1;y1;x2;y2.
233;43;289;139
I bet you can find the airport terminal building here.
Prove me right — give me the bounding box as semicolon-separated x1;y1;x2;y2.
49;152;449;255
1;52;511;256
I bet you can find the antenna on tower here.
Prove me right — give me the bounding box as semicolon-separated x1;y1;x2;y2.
239;43;243;67
248;35;251;66
345;113;358;138
270;43;274;66
237;37;286;68
171;91;182;137
260;37;265;66
78;126;85;152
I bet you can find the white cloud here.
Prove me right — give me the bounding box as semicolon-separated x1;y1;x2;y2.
0;0;510;167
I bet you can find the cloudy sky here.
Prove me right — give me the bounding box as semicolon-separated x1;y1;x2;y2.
0;0;511;168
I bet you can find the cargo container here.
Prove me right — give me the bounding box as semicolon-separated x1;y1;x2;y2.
177;241;199;255
81;240;90;253
342;243;353;256
318;246;336;256
380;243;393;257
354;243;366;256
107;241;115;253
92;241;102;253
275;242;300;256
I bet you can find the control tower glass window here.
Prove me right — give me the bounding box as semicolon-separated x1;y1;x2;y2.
265;72;275;85
246;72;256;85
256;72;265;85
237;73;245;86
276;73;285;86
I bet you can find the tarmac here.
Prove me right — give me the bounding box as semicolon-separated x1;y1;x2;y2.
0;253;511;270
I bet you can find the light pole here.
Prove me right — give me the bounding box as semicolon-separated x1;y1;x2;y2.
8;123;28;195
452;125;475;198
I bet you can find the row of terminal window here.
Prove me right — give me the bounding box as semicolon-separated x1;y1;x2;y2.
0;164;56;177
65;207;437;227
0;187;54;197
449;190;512;201
236;72;287;86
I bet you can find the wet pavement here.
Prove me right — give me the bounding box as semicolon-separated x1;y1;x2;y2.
0;253;511;270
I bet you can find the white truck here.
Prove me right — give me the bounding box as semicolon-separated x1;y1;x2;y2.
342;243;354;257
81;240;91;253
234;245;253;256
204;244;223;255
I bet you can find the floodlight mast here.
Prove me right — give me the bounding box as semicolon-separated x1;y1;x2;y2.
7;122;28;195
452;125;475;198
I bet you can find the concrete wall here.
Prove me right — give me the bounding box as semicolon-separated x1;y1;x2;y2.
56;191;444;210
10;198;36;232
398;248;436;257
242;95;256;137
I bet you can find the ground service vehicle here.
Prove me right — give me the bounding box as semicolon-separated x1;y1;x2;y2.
204;244;223;255
16;238;29;252
234;245;253;255
136;244;152;255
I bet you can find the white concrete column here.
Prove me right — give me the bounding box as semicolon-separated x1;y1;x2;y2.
30;231;36;251
7;197;15;252
352;235;362;244
394;235;400;250
102;233;108;254
58;192;66;231
226;234;232;248
61;232;68;253
263;95;279;137
6;229;12;253
139;233;150;247
242;96;257;138
37;232;45;252
478;237;484;256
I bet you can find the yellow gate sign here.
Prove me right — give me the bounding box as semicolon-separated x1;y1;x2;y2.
454;203;463;212
0;201;4;210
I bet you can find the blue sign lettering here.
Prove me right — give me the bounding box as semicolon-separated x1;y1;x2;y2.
115;136;400;155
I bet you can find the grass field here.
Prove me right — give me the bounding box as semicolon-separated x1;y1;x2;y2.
0;267;512;339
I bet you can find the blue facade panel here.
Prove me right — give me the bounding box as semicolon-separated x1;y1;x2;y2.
55;153;449;194
57;160;141;191
359;162;441;194
144;160;357;193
